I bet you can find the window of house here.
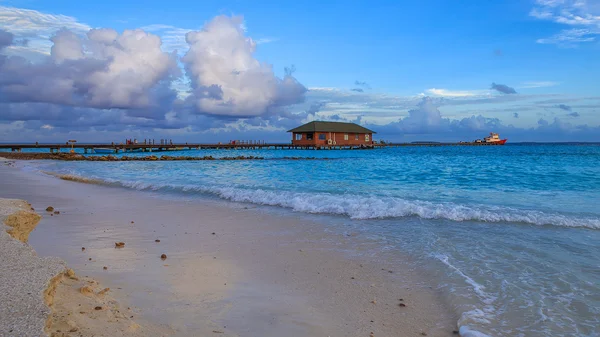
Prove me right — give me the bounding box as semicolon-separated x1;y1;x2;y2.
355;134;359;140
365;134;370;141
295;134;302;141
318;134;326;140
344;133;348;140
307;133;314;140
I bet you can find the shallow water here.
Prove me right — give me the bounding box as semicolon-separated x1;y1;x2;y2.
15;144;600;336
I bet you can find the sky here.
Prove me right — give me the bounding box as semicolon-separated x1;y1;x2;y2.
0;0;599;142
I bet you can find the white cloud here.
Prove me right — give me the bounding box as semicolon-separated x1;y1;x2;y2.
536;28;596;46
181;15;306;117
141;24;193;54
0;6;91;35
1;27;180;112
530;0;600;46
1;8;306;124
425;88;489;97
139;26;277;54
519;81;560;88
0;5;91;55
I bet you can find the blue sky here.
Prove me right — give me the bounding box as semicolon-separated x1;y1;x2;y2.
0;0;599;142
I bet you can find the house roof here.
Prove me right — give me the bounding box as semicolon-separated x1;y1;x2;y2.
287;121;376;134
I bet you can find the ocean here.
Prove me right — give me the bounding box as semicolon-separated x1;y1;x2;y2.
11;144;600;336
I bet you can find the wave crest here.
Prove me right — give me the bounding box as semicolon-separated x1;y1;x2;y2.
46;172;600;229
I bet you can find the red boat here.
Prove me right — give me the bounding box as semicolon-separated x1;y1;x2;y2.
474;133;507;145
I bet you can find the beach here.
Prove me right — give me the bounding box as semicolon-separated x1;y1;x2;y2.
0;159;457;336
2;144;599;336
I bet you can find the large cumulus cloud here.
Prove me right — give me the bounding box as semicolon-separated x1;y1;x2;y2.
1;15;308;129
181;16;306;117
0;28;180;116
365;96;600;142
368;97;501;136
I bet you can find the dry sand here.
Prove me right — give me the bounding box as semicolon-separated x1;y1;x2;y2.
1;158;459;337
0;198;66;337
0;195;173;337
44;272;173;337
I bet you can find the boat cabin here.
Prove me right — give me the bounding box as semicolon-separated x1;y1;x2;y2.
484;133;501;142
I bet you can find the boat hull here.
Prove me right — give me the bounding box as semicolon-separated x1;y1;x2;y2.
486;139;507;145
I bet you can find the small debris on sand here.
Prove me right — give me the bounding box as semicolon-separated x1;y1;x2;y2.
421;333;428;336
66;269;78;280
97;288;110;296
115;242;125;248
211;232;216;235
155;239;160;243
131;221;134;224
79;286;94;296
94;306;103;310
160;254;167;260
103;266;108;270
54;210;60;214
46;206;54;212
399;303;406;307
452;331;459;334
371;300;377;304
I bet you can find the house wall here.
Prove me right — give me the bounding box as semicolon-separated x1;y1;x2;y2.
291;132;373;146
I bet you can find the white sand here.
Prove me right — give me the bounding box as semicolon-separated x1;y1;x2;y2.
0;198;66;337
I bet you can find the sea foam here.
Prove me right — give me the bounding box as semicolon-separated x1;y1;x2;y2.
50;172;600;229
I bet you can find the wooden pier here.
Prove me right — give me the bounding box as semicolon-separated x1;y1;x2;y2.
0;141;506;153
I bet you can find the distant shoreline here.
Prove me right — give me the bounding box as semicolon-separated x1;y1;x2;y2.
2;141;599;146
0;152;334;161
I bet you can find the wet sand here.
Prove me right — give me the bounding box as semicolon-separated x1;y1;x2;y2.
0;160;457;336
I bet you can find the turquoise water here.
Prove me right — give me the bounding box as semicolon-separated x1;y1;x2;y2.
18;144;600;336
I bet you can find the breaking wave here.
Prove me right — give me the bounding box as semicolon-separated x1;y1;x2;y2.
44;171;106;185
47;172;600;229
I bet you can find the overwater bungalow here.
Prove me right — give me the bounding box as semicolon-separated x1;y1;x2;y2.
288;121;376;147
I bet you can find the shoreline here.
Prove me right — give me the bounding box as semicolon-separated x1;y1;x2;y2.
1;159;459;336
